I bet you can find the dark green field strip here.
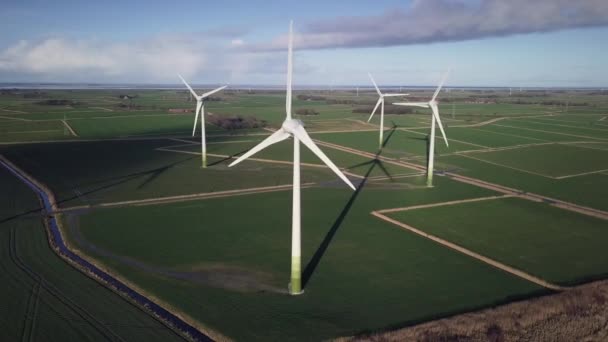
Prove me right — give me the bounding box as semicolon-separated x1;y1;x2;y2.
439;154;608;211
73;181;540;341
530;116;608;128
412;126;544;148
437;103;554;115
502;119;608;140
0;139;343;207
0;167;183;342
387;197;608;285
513;117;608;133
466;143;608;178
481;123;596;142
311;129;479;160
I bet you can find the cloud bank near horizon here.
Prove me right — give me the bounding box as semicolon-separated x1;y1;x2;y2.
253;0;608;50
1;0;607;84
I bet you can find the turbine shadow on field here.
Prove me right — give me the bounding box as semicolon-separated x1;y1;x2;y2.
208;148;251;167
54;156;195;206
302;128;396;289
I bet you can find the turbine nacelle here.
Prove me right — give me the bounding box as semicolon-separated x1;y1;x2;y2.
282;118;304;135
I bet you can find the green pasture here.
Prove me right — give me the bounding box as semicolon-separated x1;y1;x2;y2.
387;197;608;285
0;167;182;341
71;180;540;341
465;143;608;178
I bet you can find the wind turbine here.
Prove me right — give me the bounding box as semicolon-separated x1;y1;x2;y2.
178;75;227;168
229;21;355;295
367;73;409;149
393;71;450;187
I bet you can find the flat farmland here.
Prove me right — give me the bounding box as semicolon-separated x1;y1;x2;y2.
0;166;182;342
68;183;541;341
463;143;608;178
386;196;608;285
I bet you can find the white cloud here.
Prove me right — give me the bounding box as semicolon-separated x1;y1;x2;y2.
249;0;608;51
0;36;206;82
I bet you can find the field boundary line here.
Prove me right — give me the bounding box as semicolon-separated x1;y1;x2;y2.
88;107;114;112
0;115;32;122
555;168;608;179
513;118;608;133
458;154;556;179
398;128;490;148
473;127;549;142
558;142;608;151
6;130;62;134
0;108;29;114
376;194;513;214
494;124;608;141
309;137;608;221
371;209;568;291
58;183;317;212
61;120;78;137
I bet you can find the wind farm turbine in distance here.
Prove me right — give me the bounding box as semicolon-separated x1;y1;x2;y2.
229;21;356;295
367;73;409;149
393;71;450;187
178;75;227;168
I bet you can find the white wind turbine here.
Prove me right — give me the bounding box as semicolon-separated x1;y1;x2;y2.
393;71;450;187
178;75;227;168
229;21;356;295
367;73;409;149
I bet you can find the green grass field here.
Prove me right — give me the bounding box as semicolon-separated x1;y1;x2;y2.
464;143;608;178
0;167;182;341
386;197;608;285
69;182;541;341
1;88;607;340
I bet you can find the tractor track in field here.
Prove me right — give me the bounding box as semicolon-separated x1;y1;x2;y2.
0;155;214;342
371;195;568;291
8;226;127;342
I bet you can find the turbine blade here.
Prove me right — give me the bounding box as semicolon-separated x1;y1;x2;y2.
383;93;410;97
286;20;294;119
368;98;382;122
430;103;449;147
368;73;382;96
431;69;451;102
202;85;227;98
293;125;356;190
192;101;202;136
228;129;291;167
178;74;200;99
392;102;429;108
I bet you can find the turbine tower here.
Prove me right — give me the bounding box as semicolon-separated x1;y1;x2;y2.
178;75;227;168
367;73;408;149
393;71;450;187
229;21;355;295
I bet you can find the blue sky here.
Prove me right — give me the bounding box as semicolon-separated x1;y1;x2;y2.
1;0;607;87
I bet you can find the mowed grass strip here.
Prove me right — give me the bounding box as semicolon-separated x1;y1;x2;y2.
386;197;608;286
465;143;608;178
72;181;541;341
438;154;608;211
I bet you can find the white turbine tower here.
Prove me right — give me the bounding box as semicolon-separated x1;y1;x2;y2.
367;73;408;149
178;75;227;168
229;21;355;295
393;71;450;187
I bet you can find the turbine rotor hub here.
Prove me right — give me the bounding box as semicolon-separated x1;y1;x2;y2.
282;118;304;134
